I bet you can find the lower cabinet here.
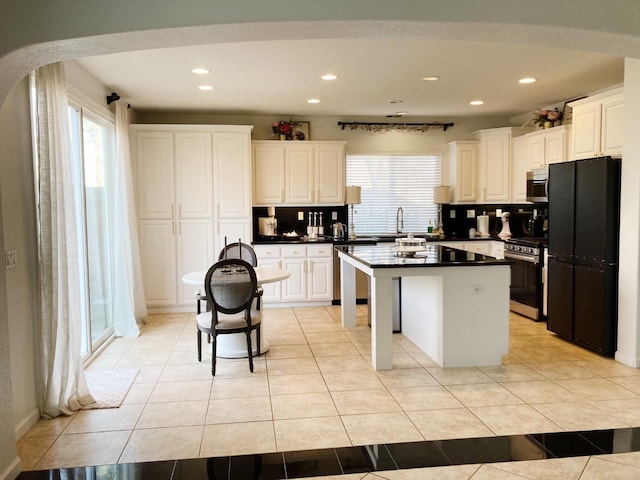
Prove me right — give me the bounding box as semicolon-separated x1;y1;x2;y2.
139;218;214;308
254;244;333;304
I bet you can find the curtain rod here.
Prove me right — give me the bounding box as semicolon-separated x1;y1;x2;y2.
337;121;454;132
106;92;131;109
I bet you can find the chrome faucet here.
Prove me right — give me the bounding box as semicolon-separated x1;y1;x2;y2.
396;207;403;234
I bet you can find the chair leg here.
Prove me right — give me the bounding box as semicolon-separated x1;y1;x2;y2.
211;334;217;376
256;325;261;357
197;329;202;362
246;330;254;373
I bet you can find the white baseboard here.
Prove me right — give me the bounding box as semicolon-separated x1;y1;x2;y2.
615;350;640;368
0;457;21;480
14;407;40;440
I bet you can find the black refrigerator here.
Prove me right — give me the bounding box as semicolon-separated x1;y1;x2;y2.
547;156;621;356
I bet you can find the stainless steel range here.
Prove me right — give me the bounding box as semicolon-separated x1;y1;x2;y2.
504;237;547;321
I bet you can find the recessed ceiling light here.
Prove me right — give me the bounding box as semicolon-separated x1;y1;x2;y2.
198;85;213;91
422;76;440;81
192;67;210;75
395;111;408;116
321;74;338;81
519;77;537;84
470;100;484;106
390;99;403;104
307;98;320;104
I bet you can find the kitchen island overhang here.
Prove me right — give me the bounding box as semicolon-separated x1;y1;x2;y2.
337;244;512;370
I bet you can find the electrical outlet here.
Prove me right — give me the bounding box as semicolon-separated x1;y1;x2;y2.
449;210;456;219
466;209;475;218
496;208;502;216
332;211;338;220
298;211;304;220
5;249;16;269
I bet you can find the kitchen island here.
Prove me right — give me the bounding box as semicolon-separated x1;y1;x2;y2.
337;244;511;370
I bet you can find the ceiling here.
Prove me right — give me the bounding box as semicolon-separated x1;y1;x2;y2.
75;38;624;119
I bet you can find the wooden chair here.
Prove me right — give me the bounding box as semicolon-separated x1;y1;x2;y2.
196;259;263;375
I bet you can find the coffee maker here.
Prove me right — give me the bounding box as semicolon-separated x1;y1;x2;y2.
258;206;278;236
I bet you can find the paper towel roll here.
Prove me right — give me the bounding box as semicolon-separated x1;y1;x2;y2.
477;215;489;237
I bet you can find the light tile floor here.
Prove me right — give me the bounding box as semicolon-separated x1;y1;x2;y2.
17;305;640;478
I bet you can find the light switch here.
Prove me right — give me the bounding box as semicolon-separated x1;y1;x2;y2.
331;211;337;220
449;210;456;219
5;249;16;269
298;211;304;220
466;209;475;218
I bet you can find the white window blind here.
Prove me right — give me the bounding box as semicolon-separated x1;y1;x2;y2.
346;154;441;235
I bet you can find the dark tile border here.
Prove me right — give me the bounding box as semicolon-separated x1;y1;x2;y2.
17;427;640;479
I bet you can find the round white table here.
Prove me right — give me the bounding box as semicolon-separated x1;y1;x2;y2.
181;266;290;358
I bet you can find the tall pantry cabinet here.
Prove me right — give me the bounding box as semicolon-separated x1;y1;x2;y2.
132;125;253;309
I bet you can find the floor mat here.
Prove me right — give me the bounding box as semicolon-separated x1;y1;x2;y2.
83;370;139;409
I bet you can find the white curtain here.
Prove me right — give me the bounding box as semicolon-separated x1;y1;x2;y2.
111;101;146;336
36;63;95;417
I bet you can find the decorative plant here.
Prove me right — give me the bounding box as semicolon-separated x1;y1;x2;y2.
272;120;293;139
533;108;562;127
272;119;306;140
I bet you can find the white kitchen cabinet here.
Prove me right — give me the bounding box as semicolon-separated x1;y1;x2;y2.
511;126;569;202
253;141;346;206
138;219;177;306
306;244;333;301
254;243;333;304
285;145;314;204
138;217;216;307
253;246;281;303
511;136;532;203
214;130;252;219
177;219;215;305
571;88;624;160
132;124;253;309
314;144;346;204
253;143;286;204
135;132;175;219
447;141;479;203
474;127;532;203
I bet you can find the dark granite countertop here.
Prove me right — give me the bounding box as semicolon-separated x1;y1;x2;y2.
335;244;511;268
253;234;505;245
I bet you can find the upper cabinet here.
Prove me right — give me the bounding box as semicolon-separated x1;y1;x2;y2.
571;87;624;160
253;141;346;206
511;126;570;203
473;127;531;203
448;141;479;203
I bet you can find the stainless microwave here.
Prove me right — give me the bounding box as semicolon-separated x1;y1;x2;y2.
526;168;548;202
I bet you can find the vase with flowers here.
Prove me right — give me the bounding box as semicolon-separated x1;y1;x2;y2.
533;108;563;129
272;120;293;140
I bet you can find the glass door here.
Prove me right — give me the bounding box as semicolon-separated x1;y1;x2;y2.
68;105;115;359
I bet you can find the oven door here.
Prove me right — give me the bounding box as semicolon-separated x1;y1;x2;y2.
505;250;543;321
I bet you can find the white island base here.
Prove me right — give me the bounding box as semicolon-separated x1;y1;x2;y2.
339;249;510;370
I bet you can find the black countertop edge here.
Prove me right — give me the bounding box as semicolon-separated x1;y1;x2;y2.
336;244;512;268
252;235;506;245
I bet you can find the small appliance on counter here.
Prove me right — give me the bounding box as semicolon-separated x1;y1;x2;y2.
477;213;490;237
394;234;427;257
258;206;278;237
332;222;345;240
498;212;512;239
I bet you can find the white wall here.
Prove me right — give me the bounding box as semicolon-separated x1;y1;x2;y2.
0;78;33;480
1;78;39;438
617;58;640;367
